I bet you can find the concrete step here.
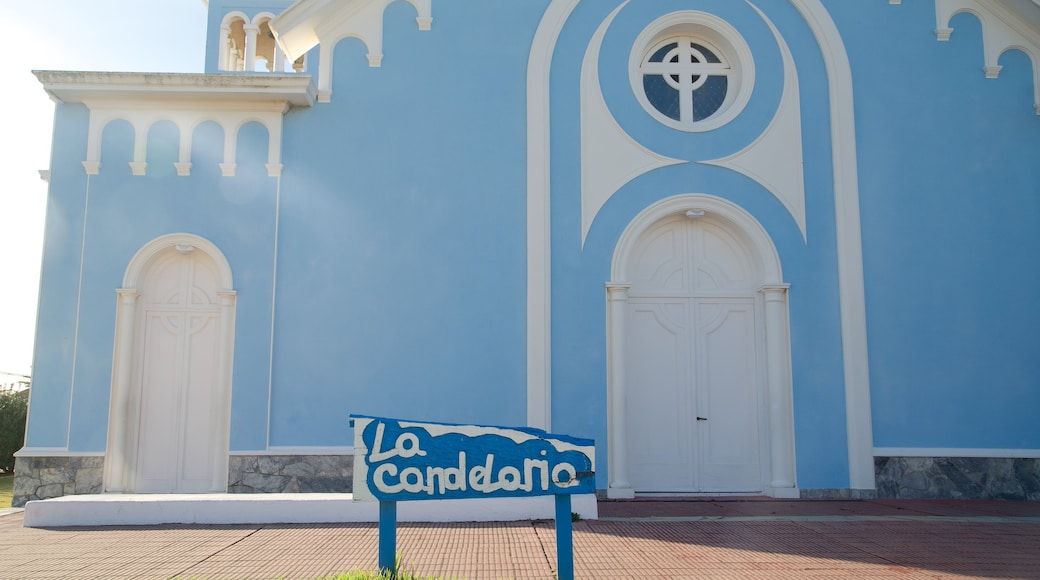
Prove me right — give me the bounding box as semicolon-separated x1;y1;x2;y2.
22;492;598;527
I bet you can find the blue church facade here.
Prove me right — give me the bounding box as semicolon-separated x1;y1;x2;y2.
14;0;1040;507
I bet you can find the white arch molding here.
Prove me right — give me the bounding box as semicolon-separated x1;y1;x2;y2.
104;233;237;494
605;194;796;498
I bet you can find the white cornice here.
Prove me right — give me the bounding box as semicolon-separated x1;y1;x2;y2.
33;71;316;108
34;72;313;177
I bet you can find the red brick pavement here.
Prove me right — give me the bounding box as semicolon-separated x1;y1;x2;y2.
1;499;1038;579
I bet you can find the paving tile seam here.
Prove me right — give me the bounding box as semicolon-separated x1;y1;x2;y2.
165;525;265;579
785;519;944;575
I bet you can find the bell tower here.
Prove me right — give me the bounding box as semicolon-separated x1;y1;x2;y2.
204;0;305;73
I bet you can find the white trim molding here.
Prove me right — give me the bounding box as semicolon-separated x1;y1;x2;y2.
526;0;581;431
789;0;875;492
14;447;105;458
874;447;1040;459
230;447;356;456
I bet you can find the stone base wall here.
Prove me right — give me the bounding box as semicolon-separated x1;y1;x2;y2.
12;456;104;508
227;455;353;493
875;457;1040;500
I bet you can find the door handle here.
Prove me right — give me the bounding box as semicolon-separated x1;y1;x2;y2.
696;417;707;421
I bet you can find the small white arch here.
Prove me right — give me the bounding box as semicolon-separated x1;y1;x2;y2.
221;11;250;29
612;194;783;283
220;12;250;71
252;11;277;26
122;233;234;290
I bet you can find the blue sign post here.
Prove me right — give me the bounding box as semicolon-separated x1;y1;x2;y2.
349;415;595;579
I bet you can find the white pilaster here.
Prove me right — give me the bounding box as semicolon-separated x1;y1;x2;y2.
606;283;635;499
761;284;795;489
104;289;139;493
214;290;237;490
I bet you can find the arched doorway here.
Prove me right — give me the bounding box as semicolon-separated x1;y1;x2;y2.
104;234;236;494
606;195;795;498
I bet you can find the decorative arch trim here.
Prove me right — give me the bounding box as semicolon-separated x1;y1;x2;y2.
123;233;234;290
252;11;278;25
526;0;581;431
905;0;1040;114
611;194;782;284
220;11;250;29
270;0;433;102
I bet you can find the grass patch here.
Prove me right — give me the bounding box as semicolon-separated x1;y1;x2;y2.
0;473;12;508
311;555;458;580
176;555;459;580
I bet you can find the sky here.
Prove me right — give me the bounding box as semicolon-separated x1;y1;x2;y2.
0;1;209;379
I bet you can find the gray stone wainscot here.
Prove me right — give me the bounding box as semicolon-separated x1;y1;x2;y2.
227;454;353;494
875;456;1040;500
12;456;104;508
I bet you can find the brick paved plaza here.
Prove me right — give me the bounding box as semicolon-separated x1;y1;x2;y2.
1;499;1038;579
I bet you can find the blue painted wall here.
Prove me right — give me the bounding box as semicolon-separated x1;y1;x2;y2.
827;1;1040;450
25;0;1040;491
266;0;548;447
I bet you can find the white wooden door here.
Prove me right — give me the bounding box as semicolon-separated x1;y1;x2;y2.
130;249;226;493
625;215;763;493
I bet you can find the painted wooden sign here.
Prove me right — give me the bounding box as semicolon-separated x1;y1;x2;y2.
350;415;596;502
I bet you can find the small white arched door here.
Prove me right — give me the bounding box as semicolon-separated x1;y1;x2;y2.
105;234;236;494
607;195;795;498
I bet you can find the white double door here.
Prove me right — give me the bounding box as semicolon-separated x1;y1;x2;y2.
624;215;764;493
130;249;227;493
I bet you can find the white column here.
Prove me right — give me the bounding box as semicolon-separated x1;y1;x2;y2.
243;24;259;72
274;45;286;73
213;290;237;488
606;283;635;499
104;289;139;492
219;26;231;70
761;284;795;490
